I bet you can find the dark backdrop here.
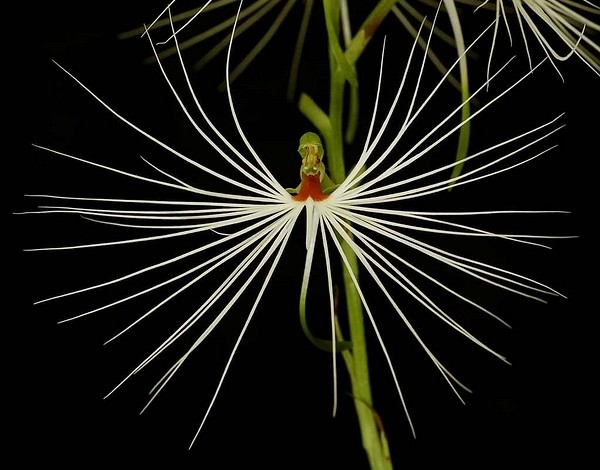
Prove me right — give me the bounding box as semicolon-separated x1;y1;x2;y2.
11;1;595;468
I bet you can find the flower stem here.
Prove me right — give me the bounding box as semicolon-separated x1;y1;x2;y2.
340;239;393;470
300;2;396;467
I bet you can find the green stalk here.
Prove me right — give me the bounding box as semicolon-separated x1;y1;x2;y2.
320;64;391;470
297;2;398;468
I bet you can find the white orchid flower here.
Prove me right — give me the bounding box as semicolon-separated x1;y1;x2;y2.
23;1;574;462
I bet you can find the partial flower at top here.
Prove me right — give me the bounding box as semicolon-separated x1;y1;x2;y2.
391;0;496;92
477;0;600;78
27;5;571;449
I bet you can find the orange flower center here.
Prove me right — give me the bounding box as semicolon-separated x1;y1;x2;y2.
292;174;329;201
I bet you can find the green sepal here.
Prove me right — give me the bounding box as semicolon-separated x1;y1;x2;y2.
320;172;337;192
323;183;340;195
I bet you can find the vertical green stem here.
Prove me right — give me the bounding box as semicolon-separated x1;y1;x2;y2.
323;4;393;469
301;2;398;468
341;242;392;470
325;66;391;470
326;70;346;184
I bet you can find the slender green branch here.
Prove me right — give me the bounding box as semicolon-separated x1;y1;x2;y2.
443;0;471;186
345;0;397;65
343;0;397;147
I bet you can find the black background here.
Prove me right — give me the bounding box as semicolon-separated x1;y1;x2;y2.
11;1;596;468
